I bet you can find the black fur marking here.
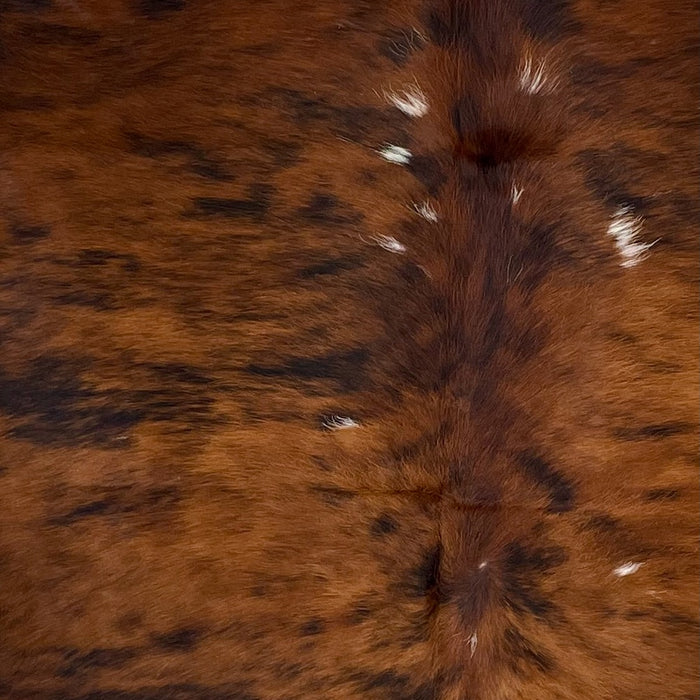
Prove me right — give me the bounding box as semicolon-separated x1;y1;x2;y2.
59;647;139;677
407;155;445;196
300;617;325;636
450;560;495;627
371;513;399;537
504;626;556;674
53;498;116;522
502;542;566;621
296;193;363;226
584;513;620;533
0;354;218;447
378;28;425;66
1;0;52;11
190;185;272;221
152;627;203;652
75;249;141;272
21;22;101;45
571;57;657;90
52;290;117;311
407;544;441;600
425;5;473;49
516;452;574;513
425;3;520;73
0;356;144;447
577;147;657;212
298;256;363;279
138;0;185;19
69;685;260;700
268;88;409;144
613;423;694;440
451;95;481;137
146;363;211;385
644;488;681;502
516;0;581;40
10;224;50;244
52;487;181;526
246;347;369;393
353;670;438;700
309;485;356;507
126;132;233;182
348;600;373;624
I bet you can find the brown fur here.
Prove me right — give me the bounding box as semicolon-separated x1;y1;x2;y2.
0;0;697;698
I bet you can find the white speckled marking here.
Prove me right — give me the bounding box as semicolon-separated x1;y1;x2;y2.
322;415;360;431
511;184;523;204
608;207;656;267
614;561;643;577
469;632;478;657
519;54;556;94
373;234;406;254
413;200;438;222
385;85;428;118
378;144;412;165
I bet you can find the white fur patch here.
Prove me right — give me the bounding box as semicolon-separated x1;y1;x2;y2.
322;415;360;431
614;561;643;577
385;85;428;118
519;54;556;95
378;144;412;165
469;632;478;657
607;207;656;268
373;234;406;254
413;200;438;222
511;184;523;205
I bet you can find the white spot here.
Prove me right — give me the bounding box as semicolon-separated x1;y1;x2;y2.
373;235;406;254
385;85;429;118
519;54;556;95
607;207;657;268
378;144;412;165
614;561;643;577
511;184;523;205
413;200;438;222
322;415;360;431
469;631;478;657
478;561;488;570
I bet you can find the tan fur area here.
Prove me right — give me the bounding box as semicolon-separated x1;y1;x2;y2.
0;1;697;698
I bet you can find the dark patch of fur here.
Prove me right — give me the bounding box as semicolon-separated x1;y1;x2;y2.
502;541;567;621
10;224;50;244
644;488;681;501
371;513;399;537
298;256;363;279
152;627;203;652
190;185;273;221
300;617;325;636
516;452;575;513
138;0;185;19
296;193;363;226
245;347;370;393
59;647;139;678
503;626;556;675
613;423;694;440
377;28;425;66
51;486;181;526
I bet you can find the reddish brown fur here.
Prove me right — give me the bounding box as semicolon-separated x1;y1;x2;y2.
0;1;697;698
